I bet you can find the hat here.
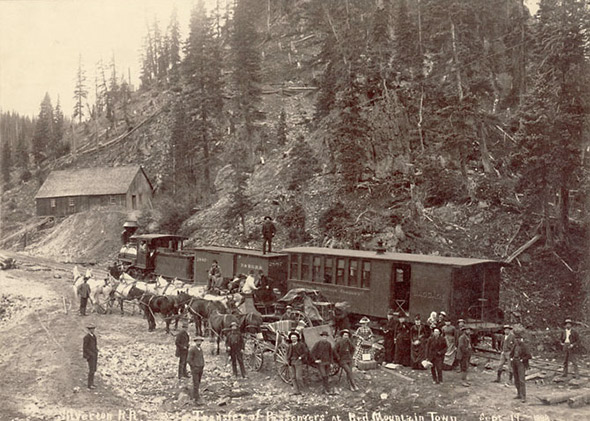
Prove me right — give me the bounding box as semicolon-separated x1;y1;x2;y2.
264;216;273;221
230;322;238;328
194;336;205;342
123;220;138;228
457;319;465;323
565;319;573;324
288;331;300;340
359;316;370;324
87;325;95;330
320;331;329;337
414;314;421;320
439;311;447;317
340;329;350;335
286;305;293;310
503;325;513;330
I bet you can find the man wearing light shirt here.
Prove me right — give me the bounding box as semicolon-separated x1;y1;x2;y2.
560;319;580;378
241;270;258;294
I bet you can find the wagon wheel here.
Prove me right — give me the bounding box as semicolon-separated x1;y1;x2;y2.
244;336;264;372
290;310;313;328
275;342;292;383
328;363;340;377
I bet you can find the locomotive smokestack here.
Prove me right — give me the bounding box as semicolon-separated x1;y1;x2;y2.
376;240;386;255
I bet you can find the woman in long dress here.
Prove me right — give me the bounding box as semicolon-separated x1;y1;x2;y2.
441;319;457;369
394;318;412;367
410;315;430;369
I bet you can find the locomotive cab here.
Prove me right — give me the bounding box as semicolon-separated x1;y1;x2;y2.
124;234;188;279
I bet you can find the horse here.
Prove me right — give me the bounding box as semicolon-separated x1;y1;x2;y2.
109;273;141;315
138;291;192;333
186;298;226;336
225;295;263;334
72;267;115;314
208;310;239;355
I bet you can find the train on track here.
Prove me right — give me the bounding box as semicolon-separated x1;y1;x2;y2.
117;234;505;327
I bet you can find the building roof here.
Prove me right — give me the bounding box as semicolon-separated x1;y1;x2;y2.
281;247;501;267
35;166;151;199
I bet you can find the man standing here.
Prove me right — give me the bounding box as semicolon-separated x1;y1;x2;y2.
286;331;309;395
493;325;515;384
457;326;472;386
335;329;358;391
510;330;531;403
78;277;91;316
176;321;190;379
226;322;247;378
188;336;205;405
82;325;98;389
383;310;399;364
426;328;447;384
262;216;276;254
561;319;580;378
311;331;335;395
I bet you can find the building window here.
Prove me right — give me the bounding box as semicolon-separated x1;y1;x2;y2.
68;197;75;207
50;199;56;208
336;258;345;285
301;255;310;280
290;255;299;279
361;261;371;289
312;256;322;282
349;260;359;287
324;258;333;283
110;195;117;205
132;195;137;209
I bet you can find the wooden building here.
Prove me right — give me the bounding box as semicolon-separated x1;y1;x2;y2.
35;166;153;217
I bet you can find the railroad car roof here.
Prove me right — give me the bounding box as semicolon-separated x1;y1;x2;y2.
192;245;287;257
281;247;501;267
35;165;151;199
131;234;187;241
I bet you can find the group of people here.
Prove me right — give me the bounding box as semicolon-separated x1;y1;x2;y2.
206;261;262;295
285;328;359;395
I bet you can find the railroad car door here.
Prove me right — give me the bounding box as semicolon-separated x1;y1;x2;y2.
390;263;411;314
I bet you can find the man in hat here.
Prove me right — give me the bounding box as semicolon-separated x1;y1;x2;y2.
510;329;531;403
383;310;400;363
335;329;358;391
188;336;205;404
493;325;515;384
226;322;247;378
561;319;580;378
437;311;448;330
176;321;190;379
82;325;98;389
78;277;91;316
207;261;222;292
311;331;335;395
453;319;466;369
261;216;276;254
286;331;309;395
426;328;447;384
456;326;473;386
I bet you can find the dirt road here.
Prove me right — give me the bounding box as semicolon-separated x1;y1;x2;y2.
1;251;588;421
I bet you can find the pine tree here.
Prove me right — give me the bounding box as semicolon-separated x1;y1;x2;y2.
168;6;181;70
53;97;65;158
32;93;54;164
1;140;11;185
73;55;88;124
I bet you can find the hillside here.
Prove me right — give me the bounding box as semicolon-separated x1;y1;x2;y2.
1;0;588;328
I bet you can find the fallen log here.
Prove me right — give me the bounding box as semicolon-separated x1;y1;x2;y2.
537;391;582;405
505;234;541;264
568;392;590;408
525;371;545;381
381;366;415;382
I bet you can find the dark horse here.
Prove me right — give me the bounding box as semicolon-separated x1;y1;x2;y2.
186;298;226;336
137;290;192;333
252;275;280;314
209;310;239;355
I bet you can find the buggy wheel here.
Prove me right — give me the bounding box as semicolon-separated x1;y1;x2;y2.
244;336;264;372
328;363;340;377
275;342;292;383
290;310;312;327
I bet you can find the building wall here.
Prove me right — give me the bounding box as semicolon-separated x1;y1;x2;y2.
126;170;153;210
36;194;126;216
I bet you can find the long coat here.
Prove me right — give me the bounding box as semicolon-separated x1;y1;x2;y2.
175;330;190;357
457;332;472;361
83;333;98;360
426;335;447;361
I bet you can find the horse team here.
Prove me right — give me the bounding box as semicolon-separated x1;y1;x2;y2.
72;268;263;343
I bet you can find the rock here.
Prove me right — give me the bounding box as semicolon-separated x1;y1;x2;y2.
218;397;231;406
478;201;489;209
177;392;191;406
73;387;80;393
380;393;388;400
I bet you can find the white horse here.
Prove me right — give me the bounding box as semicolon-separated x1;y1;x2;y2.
72;266;115;314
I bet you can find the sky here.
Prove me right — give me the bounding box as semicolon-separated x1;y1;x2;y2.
0;0;214;118
0;0;539;119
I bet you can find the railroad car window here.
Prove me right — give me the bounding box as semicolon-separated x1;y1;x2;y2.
324;257;333;283
301;255;311;280
396;268;405;282
361;261;371;288
349;260;359;287
312;256;322;282
336;258;345;285
290;255;299;279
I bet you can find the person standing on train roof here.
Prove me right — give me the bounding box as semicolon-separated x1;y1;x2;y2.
261;216;276;254
175;321;191;379
383;309;399;364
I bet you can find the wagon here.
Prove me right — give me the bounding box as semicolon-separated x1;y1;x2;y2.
243;320;340;383
276;288;335;327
